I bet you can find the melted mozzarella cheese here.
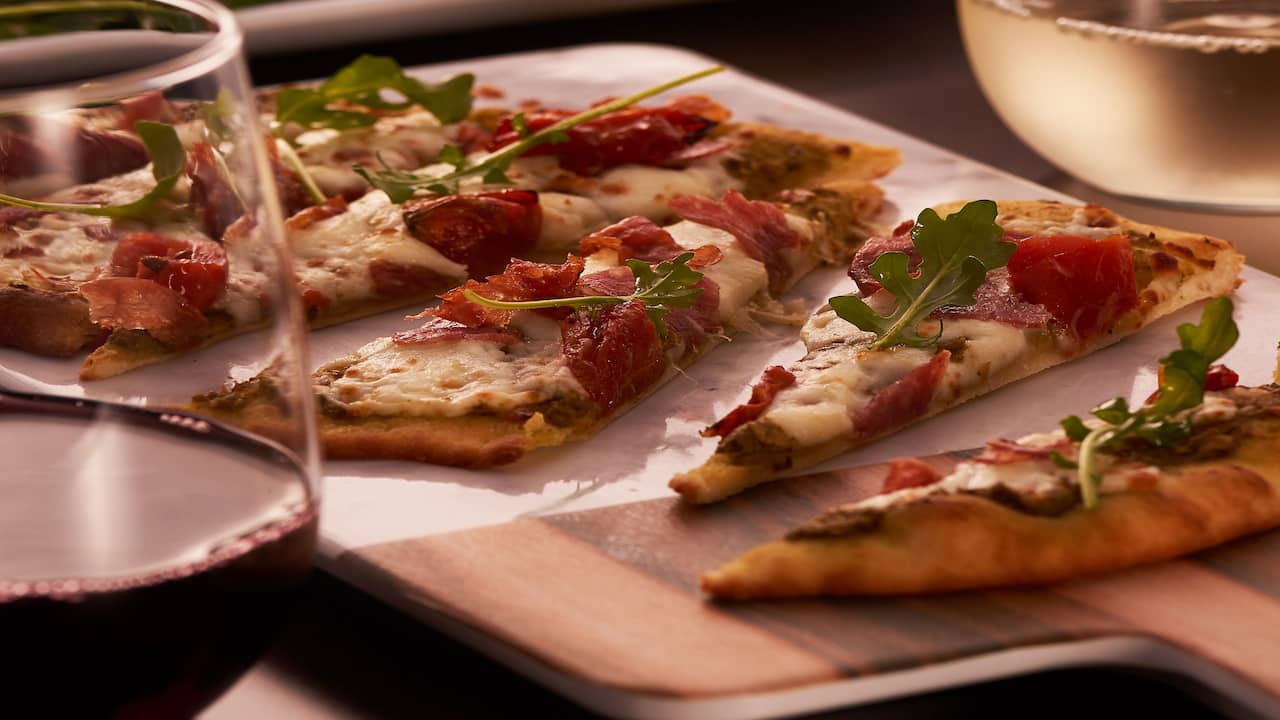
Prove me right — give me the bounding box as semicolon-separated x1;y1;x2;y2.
1;169;192;282
760;313;1037;447
0;211;117;286
999;209;1119;240
318;318;583;417
764;335;931;447
290;191;466;305
933;318;1034;402
296;111;447;198
667;220;769;326
585;158;738;220
537;192;610;256
942;460;1070;496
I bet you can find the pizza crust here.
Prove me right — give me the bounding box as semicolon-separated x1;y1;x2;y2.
672;200;1246;504
702;418;1280;599
720;122;901;199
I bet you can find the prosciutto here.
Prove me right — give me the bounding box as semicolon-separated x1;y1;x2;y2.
79;277;208;348
434;257;585;328
703;365;796;438
402;189;542;278
560;300;666;413
670;190;801;294
186;142;243;240
392;317;520;347
0;117;147;185
487;100;720;177
851;350;950;437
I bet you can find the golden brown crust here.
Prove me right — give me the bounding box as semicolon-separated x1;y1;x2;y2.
79;314;241;381
321;414;532;468
672;199;1245;505
719;122;900;199
702;415;1280;598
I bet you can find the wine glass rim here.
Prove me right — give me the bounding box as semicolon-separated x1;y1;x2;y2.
973;0;1280;52
0;0;244;113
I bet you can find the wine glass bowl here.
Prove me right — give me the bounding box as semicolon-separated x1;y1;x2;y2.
958;0;1280;212
0;1;319;716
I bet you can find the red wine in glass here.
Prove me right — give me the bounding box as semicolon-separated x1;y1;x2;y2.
0;391;318;718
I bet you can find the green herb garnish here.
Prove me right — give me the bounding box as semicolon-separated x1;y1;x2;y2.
273;55;474;133
356;65;724;203
462;252;705;338
1062;296;1239;509
0;121;183;218
828;199;1015;350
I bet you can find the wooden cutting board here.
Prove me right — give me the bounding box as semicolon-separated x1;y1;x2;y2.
333;451;1280;707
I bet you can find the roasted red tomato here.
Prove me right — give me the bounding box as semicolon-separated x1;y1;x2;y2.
880;458;943;494
488;106;715;176
110;232;228;311
1006;234;1138;341
402;189;542;278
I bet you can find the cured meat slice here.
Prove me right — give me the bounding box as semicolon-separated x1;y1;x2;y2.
670;190;801;294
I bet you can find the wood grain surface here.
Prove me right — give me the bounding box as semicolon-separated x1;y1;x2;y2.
341;452;1280;701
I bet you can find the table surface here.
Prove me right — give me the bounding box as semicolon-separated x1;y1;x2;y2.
206;1;1278;717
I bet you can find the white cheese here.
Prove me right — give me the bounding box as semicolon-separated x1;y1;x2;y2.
585;158;738;220
296;111;446;197
318;322;584;418
667;220;769;327
939;459;1071;497
1;169;187;283
581;249;620;276
762;308;931;446
1192;393;1238;425
760;313;1035;447
999;209;1119;240
290;191;466;305
537;192;609;257
932;318;1035;403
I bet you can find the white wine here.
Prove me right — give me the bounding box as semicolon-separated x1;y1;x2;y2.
959;0;1280;211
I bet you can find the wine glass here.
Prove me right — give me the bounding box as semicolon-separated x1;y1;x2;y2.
0;1;319;716
959;0;1280;212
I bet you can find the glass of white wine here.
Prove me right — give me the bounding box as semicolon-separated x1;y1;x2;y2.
0;1;319;716
959;0;1280;212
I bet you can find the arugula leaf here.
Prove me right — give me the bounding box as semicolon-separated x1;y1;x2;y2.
461;252;705;337
355;65;724;204
829;200;1015;350
626;254;706;335
0;121;183;219
1066;296;1238;509
274;55;474;133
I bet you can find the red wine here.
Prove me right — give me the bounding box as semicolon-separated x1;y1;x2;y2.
0;397;318;718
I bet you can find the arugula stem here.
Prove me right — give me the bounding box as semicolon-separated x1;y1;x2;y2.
377;65;724;194
275;139;327;205
461;289;624;312
467;66;723;174
1076;425;1112;510
0;192;117;216
869;260;954;350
